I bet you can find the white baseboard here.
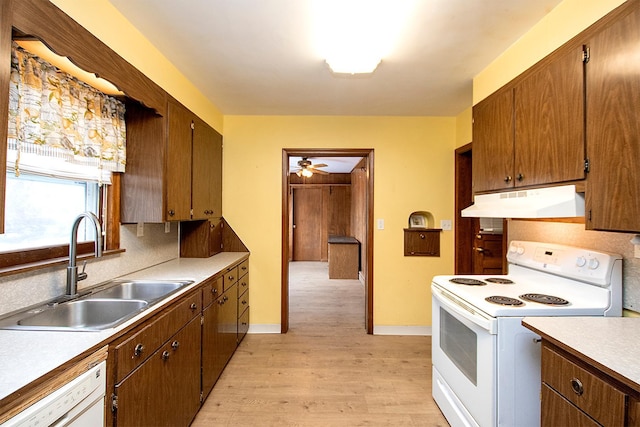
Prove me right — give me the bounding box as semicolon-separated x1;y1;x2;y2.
247;324;281;334
373;326;432;336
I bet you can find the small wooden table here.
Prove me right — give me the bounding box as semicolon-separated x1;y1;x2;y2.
328;236;360;279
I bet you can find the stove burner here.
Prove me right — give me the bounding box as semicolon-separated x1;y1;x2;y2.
449;278;486;286
485;296;524;306
486;277;515;284
519;293;569;306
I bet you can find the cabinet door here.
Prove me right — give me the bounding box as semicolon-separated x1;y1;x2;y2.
166;101;193;221
586;6;640;232
202;299;221;398
472;89;514;193
114;317;201;427
514;46;585;187
219;282;238;369
192;117;223;220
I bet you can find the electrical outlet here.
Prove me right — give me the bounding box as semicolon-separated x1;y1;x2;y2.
136;222;144;237
440;219;452;231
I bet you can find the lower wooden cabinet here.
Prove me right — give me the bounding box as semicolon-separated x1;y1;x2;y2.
108;256;250;426
114;317;201;427
541;342;635;427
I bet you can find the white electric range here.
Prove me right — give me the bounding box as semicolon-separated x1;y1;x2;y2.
431;240;622;427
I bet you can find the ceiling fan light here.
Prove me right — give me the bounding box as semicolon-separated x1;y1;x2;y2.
301;168;313;178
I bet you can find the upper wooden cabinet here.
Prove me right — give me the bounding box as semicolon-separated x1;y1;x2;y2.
514;46;586;188
122;100;223;223
472;46;586;193
585;4;640;233
472;89;514;193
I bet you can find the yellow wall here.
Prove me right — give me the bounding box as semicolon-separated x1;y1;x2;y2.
455;107;472;149
223;116;456;326
49;0;224;132
474;0;626;103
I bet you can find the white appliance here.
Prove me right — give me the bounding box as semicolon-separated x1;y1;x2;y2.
1;361;106;427
431;241;622;427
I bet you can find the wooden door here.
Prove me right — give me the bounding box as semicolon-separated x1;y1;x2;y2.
166;101;193;221
472;89;515;193
514;46;585;187
472;231;506;275
322;186;351;261
586;5;640;232
292;188;322;261
192;117;223;219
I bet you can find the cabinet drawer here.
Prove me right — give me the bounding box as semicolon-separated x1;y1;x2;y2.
238;285;249;317
542;345;626;426
114;291;202;382
238;307;249;343
224;266;238;291
238;272;249;296
541;383;599;427
238;259;249;278
202;275;223;308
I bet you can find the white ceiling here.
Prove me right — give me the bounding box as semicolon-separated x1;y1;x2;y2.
289;156;363;174
108;0;563;116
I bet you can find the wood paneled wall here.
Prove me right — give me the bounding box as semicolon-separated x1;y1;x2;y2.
350;159;367;278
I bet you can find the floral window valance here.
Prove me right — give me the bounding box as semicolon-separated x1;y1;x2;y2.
7;42;126;183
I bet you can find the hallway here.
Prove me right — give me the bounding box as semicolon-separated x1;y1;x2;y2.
192;262;448;426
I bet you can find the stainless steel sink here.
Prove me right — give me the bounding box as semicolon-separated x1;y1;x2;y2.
0;279;194;331
89;280;193;303
12;299;148;331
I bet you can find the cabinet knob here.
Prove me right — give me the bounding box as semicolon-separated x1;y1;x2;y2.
168;209;175;217
190;302;198;310
161;350;171;361
419;234;425;239
241;281;247;287
211;288;218;294
476;234;482;240
474;247;485;253
171;340;180;350
517;173;524;181
134;343;145;357
241;300;247;305
228;275;234;281
570;378;584;396
504;175;512;183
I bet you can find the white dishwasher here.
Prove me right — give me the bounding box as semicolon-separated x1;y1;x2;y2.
1;360;106;427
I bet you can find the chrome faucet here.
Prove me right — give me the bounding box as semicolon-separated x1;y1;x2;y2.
66;212;103;297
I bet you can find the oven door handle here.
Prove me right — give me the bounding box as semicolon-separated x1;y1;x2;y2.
432;286;497;334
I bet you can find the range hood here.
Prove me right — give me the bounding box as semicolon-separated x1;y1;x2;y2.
461;185;585;219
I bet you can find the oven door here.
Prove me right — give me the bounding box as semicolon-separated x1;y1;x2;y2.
431;284;497;427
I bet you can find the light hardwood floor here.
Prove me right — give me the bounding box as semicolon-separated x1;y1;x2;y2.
192;261;449;426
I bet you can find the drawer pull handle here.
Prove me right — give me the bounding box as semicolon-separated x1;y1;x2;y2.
228;275;235;281
190;303;198;310
242;300;247;305
134;343;145;356
162;350;171;361
241;266;247;271
570;378;584;396
211;288;218;294
171;340;180;350
241;281;247;287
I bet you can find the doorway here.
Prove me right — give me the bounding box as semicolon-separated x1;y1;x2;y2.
281;149;374;334
454;143;507;274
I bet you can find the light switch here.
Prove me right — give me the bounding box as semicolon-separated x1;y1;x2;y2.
377;219;384;230
440;220;452;231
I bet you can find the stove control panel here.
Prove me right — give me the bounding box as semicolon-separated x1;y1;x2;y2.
508;241;622;286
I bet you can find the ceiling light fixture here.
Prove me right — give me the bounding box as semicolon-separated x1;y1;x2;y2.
312;0;415;74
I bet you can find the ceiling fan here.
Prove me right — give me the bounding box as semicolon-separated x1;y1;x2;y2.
292;157;329;177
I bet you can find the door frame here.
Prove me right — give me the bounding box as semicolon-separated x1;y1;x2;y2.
281;148;375;334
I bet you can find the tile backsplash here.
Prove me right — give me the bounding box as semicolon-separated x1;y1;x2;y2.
508;219;640;314
0;223;179;316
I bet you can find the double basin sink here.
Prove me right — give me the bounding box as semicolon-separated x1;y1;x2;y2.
0;280;194;331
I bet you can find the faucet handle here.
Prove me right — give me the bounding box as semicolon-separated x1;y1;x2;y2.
77;260;88;281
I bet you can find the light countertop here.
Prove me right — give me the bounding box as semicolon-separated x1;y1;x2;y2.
523;316;640;391
0;252;248;405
